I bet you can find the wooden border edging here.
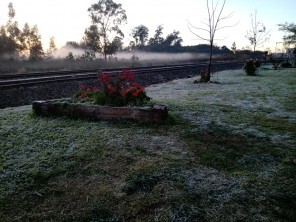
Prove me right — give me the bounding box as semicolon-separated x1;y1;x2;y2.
32;101;168;123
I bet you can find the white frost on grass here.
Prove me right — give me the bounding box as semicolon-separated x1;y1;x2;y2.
146;69;296;139
0;105;31;115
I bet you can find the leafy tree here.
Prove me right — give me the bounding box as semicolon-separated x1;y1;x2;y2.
65;41;81;48
148;25;164;46
81;50;96;60
278;22;296;47
65;52;75;60
83;24;101;57
6;2;21;45
0;2;21;56
46;36;57;57
188;0;233;82
0;3;44;59
109;36;123;51
131;25;149;46
86;0;127;60
28;25;44;60
0;26;16;56
245;11;271;52
221;45;231;53
20;23;44;59
231;42;236;53
128;41;136;50
163;31;183;47
20;23;32;56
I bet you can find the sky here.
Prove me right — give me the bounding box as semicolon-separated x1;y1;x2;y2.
0;0;295;52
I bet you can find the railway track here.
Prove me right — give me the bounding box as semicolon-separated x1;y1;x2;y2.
0;61;242;90
0;61;245;108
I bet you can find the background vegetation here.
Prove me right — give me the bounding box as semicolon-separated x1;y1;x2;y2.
3;0;293;75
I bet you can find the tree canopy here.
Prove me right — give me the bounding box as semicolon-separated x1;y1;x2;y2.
85;0;127;60
132;25;149;46
278;23;296;47
0;3;43;59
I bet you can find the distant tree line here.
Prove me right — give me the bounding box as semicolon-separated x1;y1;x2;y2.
0;3;44;60
0;1;234;61
1;0;295;62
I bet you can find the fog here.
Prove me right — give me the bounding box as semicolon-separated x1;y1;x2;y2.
53;46;84;58
53;46;209;62
116;51;209;62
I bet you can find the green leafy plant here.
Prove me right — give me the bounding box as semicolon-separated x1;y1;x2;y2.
75;69;150;107
281;61;292;68
254;60;261;68
193;69;209;83
269;55;284;70
243;59;258;75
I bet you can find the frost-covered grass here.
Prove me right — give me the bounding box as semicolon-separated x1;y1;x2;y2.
0;68;295;221
147;69;296;137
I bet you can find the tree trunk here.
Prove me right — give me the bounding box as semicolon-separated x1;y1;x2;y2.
206;41;213;82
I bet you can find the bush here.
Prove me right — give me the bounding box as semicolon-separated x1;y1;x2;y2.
254;60;261;68
269;55;284;70
199;69;208;82
193;69;208;83
243;60;257;75
281;62;292;68
75;69;151;107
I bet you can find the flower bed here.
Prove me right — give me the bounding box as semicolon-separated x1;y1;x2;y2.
32;100;168;123
76;69;151;107
32;69;168;122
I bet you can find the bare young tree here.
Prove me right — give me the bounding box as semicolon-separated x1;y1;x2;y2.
245;11;271;52
188;0;233;82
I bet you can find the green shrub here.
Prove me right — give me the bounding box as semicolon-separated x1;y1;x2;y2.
269;55;284;70
193;69;208;83
254;60;261;68
199;69;208;82
281;62;292;68
243;60;257;75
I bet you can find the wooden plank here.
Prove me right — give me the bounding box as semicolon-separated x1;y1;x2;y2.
32;101;168;123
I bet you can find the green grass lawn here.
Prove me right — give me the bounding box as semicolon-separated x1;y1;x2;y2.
0;68;295;221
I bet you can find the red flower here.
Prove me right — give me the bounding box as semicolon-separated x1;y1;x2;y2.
79;84;85;89
138;87;144;93
128;74;134;80
80;92;86;99
76;69;148;106
93;86;101;92
99;74;112;83
107;84;113;90
120;91;128;97
121;69;135;81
